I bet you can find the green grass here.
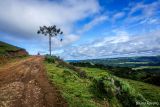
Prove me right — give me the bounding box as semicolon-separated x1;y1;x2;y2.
122;78;160;102
45;62;103;107
0;41;21;55
82;68;144;107
45;59;159;107
0;41;28;65
83;67;160;102
81;67;109;79
82;67;160;107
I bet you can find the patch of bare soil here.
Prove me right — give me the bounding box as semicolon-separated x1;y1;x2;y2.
0;56;67;107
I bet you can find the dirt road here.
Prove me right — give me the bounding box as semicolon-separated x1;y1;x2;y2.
0;56;67;107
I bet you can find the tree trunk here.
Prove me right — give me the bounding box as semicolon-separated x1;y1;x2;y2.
49;35;51;56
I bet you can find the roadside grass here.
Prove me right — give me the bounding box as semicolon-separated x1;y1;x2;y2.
0;55;29;66
45;62;103;107
45;57;156;107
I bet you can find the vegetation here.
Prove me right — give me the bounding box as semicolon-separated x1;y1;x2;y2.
0;41;22;55
82;67;148;107
0;41;28;64
45;56;152;107
122;78;160;103
108;67;160;86
80;56;160;67
133;66;160;70
45;55;61;63
45;62;101;107
70;62;160;86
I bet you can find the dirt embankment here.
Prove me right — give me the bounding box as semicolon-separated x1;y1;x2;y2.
7;49;29;57
0;56;67;107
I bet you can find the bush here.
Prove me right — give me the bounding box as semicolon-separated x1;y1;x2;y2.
91;78;107;99
58;60;87;78
63;69;72;75
116;80;147;107
45;55;55;63
91;74;147;107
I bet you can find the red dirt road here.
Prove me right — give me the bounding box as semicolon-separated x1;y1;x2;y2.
0;56;67;107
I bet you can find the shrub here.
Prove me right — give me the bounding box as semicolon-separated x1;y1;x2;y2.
58;60;87;78
116;80;147;107
91;74;147;107
104;78;117;99
91;78;107;99
45;55;55;63
63;69;72;75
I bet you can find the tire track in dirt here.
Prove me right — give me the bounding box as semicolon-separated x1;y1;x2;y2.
0;56;67;107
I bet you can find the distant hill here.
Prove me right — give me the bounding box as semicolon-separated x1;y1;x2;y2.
80;56;160;68
0;41;28;63
65;60;80;63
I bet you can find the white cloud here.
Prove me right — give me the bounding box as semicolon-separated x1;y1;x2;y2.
77;15;108;34
0;0;101;55
0;0;100;39
126;0;160;24
58;30;160;60
1;0;159;58
113;12;125;20
51;34;80;48
56;1;160;59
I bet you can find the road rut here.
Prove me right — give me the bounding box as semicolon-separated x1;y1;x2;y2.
0;56;67;107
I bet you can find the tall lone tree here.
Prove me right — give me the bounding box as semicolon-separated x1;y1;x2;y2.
37;25;63;56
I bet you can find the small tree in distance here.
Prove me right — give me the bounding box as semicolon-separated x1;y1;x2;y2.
37;25;63;56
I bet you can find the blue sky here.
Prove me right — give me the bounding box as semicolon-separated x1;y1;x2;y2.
0;0;160;60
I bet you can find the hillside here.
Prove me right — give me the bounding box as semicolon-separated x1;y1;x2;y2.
0;41;28;64
45;56;160;107
0;41;28;56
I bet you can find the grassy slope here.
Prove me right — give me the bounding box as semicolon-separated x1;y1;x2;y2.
46;59;157;107
122;78;160;102
0;41;21;55
81;67;123;107
83;68;160;104
45;62;103;107
0;41;29;65
81;67;109;79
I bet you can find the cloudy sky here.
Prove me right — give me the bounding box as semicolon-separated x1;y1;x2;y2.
0;0;160;60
